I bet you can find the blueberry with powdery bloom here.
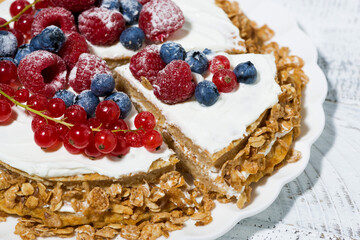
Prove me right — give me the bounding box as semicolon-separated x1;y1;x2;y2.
120;0;142;25
185;50;209;74
233;61;257;84
30;26;66;53
53;89;75;108
74;90;100;117
100;0;120;11
90;73;115;97
120;27;145;51
14;44;31;66
105;92;132;119
195;80;219;106
160;41;186;64
0;31;18;57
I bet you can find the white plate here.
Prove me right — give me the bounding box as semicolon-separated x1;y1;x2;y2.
0;0;327;239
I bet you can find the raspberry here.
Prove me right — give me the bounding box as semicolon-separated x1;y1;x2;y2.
129;45;166;83
50;0;95;12
78;7;125;46
18;51;67;97
58;32;89;70
31;7;76;37
68;53;111;93
138;0;185;42
153;60;196;104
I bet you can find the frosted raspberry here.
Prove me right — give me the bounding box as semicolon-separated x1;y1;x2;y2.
138;0;185;42
153;60;195;104
138;0;150;5
50;0;95;12
58;32;89;70
18;51;67;98
31;7;76;37
78;7;125;46
69;53;111;93
129;45;166;83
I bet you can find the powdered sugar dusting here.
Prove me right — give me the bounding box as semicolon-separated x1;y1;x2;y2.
0;31;18;57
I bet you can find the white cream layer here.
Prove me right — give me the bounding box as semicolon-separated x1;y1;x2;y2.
89;0;245;59
116;53;281;154
0;106;174;178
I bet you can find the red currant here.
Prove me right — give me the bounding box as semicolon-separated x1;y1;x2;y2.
87;118;103;130
107;119;129;137
94;129;117;154
47;98;66;118
0;60;17;85
0;100;12;122
85;139;103;158
134;111;156;131
0;83;15;106
111;136;130;157
209;55;231;74
14;14;34;37
67;124;92;149
125;131;144;148
34;125;57;148
64;105;87;124
31;115;48;132
143;130;163;152
95;100;120;124
0;18;9;31
35;0;53;9
14;88;29;103
27;94;48;116
10;0;32;17
54;123;69;141
64;134;83;154
212;69;238;93
8;29;25;47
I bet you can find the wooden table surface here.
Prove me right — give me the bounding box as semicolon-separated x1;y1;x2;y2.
221;1;360;239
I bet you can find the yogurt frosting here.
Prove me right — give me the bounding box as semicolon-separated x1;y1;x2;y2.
89;0;246;59
116;53;282;154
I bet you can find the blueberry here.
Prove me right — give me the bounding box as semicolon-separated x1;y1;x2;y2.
90;73;115;97
119;27;145;51
120;0;142;25
195;80;219;106
29;26;66;53
0;57;17;66
14;44;31;66
101;0;120;10
160;42;186;64
233;61;257;84
74;91;100;117
203;48;213;55
0;31;18;57
185;50;209;74
53;90;75;108
105;92;132;119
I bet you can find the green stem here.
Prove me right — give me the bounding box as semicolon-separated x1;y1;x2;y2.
0;0;42;29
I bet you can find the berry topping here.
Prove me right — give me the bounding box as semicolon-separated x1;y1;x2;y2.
107;119;128;137
138;0;185;42
55;123;68;141
138;0;150;4
105;92;132;119
64;135;83;154
94;129;117;154
95;100;120;124
27;94;47;113
53;89;75;107
57;32;89;70
202;48;213;55
0;83;15;106
195;80;219;107
50;0;96;12
14;14;34;37
64;105;87;124
212;69;238;93
134;111;156;130
34;125;58;148
30;26;66;53
125;131;143;148
0;60;17;84
153;60;196;104
0;57;17;66
0;31;18;57
68;53;111;93
73;90;100;117
129;45;166;83
209;55;231;74
67;124;92;149
111;136;130;157
78;7;126;46
160;41;186;64
10;0;32;17
90;74;115;97
31;115;50;132
31;7;76;36
233;61;257;84
100;0;120;11
18;51;67;97
84;139;102;158
87;118;103;130
0;18;9;31
0;100;12;123
185;50;209;74
14;44;31;65
8;29;25;47
35;0;53;9
119;0;142;25
14;88;29;103
120;27;145;51
143;130;163;152
47;98;66;118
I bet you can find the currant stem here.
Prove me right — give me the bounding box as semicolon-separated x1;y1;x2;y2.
0;0;42;29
